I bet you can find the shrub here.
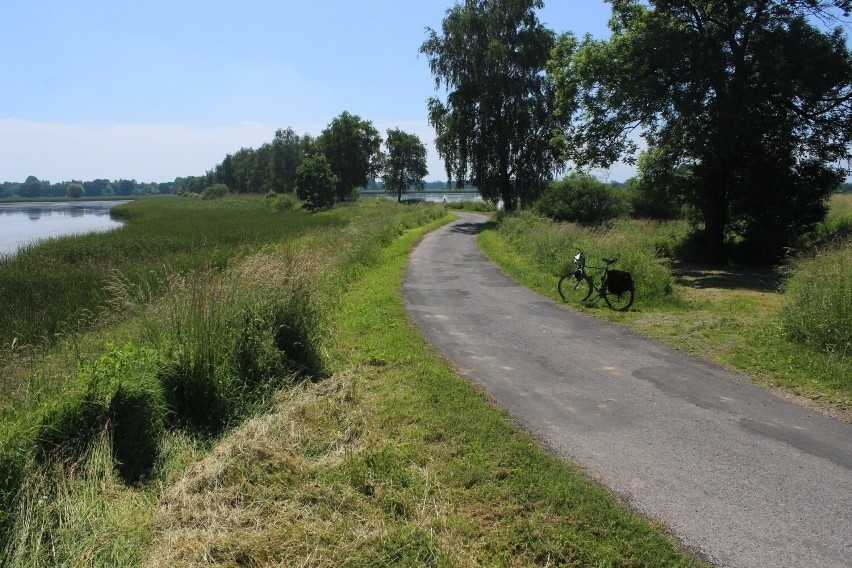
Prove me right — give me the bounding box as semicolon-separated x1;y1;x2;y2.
534;174;629;225
780;241;852;358
273;193;300;211
446;200;495;212
201;183;229;200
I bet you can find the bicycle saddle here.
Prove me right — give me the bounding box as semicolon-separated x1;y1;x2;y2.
603;257;617;265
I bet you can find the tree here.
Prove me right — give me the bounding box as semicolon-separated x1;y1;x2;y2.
420;0;561;210
534;173;629;225
271;127;305;193
295;154;338;210
67;183;84;199
628;147;689;220
383;129;428;202
317;111;383;201
550;0;852;262
20;175;46;198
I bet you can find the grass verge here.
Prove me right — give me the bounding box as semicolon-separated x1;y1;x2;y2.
146;217;705;566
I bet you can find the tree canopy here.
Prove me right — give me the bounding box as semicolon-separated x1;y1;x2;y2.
421;0;561;210
295;154;338;210
316;111;383;201
383;129;428;202
549;0;852;262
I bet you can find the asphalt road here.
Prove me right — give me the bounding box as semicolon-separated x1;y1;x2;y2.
402;213;852;568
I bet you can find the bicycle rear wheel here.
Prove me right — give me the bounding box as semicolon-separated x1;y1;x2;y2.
558;273;593;303
603;287;634;311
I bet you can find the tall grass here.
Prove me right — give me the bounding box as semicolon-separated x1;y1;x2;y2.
802;193;852;246
780;241;852;359
0;195;344;348
495;212;679;304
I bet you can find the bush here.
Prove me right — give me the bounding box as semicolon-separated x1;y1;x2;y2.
446;200;495;212
780;241;852;358
534;174;629;225
201;183;229;200
273;193;300;211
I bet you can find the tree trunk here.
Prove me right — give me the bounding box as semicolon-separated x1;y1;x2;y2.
702;179;728;264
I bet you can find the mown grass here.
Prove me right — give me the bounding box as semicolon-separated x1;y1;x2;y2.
478;210;852;415
145;215;704;567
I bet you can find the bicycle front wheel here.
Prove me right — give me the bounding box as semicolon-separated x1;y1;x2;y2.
603;288;634;311
558;273;593;303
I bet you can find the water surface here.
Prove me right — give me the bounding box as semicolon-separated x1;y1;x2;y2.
0;201;127;257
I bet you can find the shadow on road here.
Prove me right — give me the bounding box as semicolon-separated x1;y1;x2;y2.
449;221;485;235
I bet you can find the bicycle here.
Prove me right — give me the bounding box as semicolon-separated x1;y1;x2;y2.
558;250;635;311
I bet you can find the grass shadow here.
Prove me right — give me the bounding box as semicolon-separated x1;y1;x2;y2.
672;262;782;293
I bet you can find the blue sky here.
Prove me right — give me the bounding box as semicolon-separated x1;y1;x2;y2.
1;1;633;184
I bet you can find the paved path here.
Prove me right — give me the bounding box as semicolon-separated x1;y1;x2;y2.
402;214;852;568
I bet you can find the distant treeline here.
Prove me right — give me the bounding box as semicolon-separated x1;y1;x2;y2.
0;176;177;199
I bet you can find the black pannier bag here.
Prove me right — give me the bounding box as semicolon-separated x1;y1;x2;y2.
605;270;633;294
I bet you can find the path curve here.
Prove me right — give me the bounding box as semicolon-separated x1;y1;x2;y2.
402;213;851;568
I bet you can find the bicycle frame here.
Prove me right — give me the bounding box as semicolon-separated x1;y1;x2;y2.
560;250;634;311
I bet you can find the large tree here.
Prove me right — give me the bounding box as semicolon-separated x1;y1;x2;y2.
271;127;305;194
550;0;852;262
317;111;383;201
420;0;561;210
383;129;428;202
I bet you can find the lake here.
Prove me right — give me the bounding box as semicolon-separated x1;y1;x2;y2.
0;201;128;257
361;191;482;203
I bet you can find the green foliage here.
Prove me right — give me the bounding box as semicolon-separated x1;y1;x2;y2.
211;127;314;195
383;128;428;202
550;1;852;262
534;173;629;225
317;111;383;201
295;154;338;210
271;193;300;211
0;197;342;347
32;345;166;482
446;199;495;212
781;241;852;359
201;183;229;200
799;193;852;247
628;147;689;220
421;0;561;210
66;183;84;199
